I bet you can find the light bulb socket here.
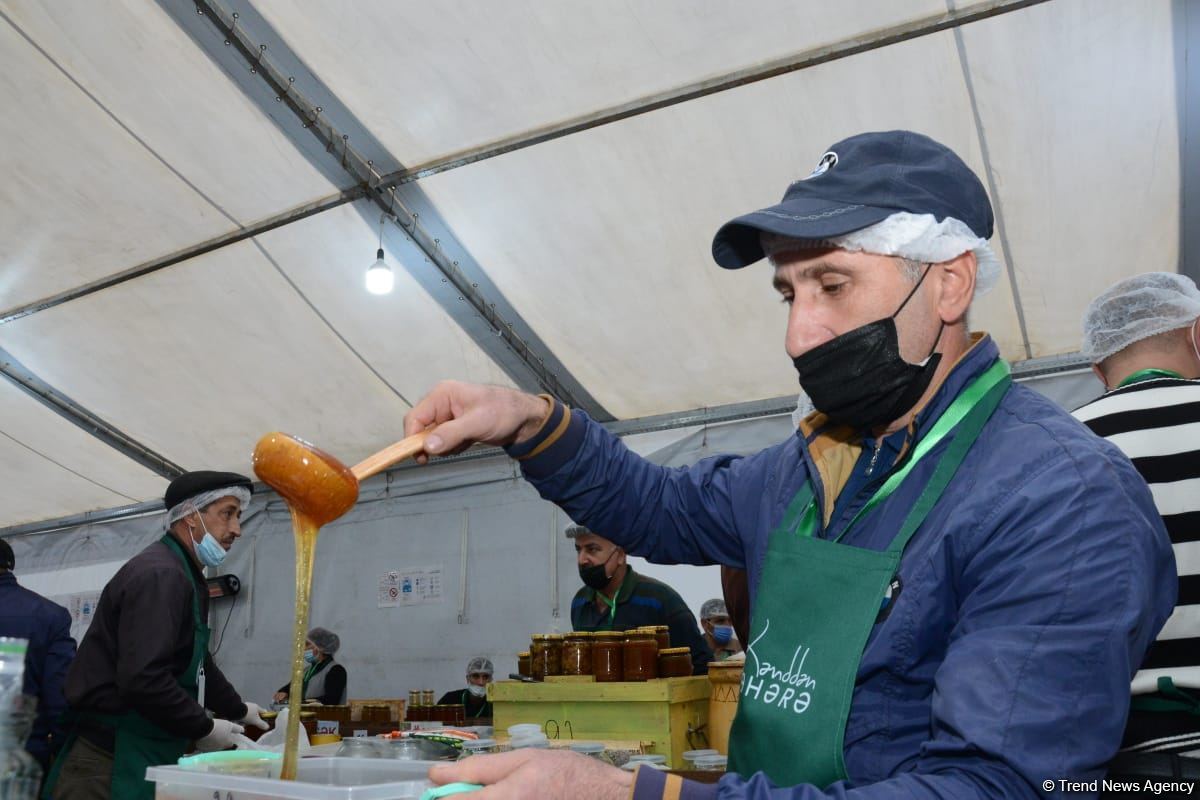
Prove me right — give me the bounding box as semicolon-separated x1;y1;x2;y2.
376;248;385;260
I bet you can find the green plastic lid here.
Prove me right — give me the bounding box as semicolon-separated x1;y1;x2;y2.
177;750;282;767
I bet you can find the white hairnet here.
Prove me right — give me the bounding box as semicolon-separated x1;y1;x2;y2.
165;486;251;527
762;212;1001;297
307;627;340;655
467;656;494;676
1081;272;1200;363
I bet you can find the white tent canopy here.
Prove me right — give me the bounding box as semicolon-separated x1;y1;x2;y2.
0;0;1193;533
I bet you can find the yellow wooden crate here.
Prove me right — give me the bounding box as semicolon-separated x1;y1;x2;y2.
490;677;710;768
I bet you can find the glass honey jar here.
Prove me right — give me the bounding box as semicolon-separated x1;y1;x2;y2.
562;632;593;676
517;651;532;677
657;646;692;678
591;631;624;682
530;633;564;679
622;629;658;681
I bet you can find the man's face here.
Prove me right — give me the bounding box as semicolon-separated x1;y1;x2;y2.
574;532;621;569
772;247;941;364
468;671;492;687
190;496;243;551
703;614;732;636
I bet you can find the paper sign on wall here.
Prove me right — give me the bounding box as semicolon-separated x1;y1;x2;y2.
377;566;443;608
51;592;104;643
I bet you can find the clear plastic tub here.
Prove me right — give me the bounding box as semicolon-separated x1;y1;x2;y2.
681;748;718;769
147;756;436;800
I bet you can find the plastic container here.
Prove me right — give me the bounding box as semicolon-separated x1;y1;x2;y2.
622;630;658;682
657;647;692;678
694;754;728;772
506;723;542;738
146;757;436;799
681;748;718;769
0;639;28;707
0;693;41;800
591;632;624;682
509;733;549;750
620;761;667;772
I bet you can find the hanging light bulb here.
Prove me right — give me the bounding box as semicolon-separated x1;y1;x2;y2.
365;248;394;295
365;214;395;295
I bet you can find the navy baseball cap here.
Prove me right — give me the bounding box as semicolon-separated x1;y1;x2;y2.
711;130;994;269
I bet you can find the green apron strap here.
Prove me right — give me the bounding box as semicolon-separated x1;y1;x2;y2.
1129;677;1200;715
839;359;1010;541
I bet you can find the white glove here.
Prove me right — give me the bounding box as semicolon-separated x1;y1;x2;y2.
240;701;269;731
196;718;245;752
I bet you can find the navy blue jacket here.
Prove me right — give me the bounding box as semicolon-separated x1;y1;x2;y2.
0;572;76;769
508;336;1177;799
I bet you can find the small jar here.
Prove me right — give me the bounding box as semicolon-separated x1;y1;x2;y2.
658;646;692;678
407;690;420;711
650;625;670;651
336;737;381;758
591;631;624;682
421;689;435;706
517;651;532;677
459;738;499;760
622;630;658;681
694;754;728;772
562;632;593;676
530;634;564;679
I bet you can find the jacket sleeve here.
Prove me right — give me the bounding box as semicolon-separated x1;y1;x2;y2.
41;604;75;758
631;445;1177;800
204;652;247;721
507;402;770;568
114;568;213;740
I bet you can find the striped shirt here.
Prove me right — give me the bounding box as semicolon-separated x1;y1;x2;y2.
1073;377;1200;694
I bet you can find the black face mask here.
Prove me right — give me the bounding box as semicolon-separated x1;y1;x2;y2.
792;264;943;431
579;548;619;591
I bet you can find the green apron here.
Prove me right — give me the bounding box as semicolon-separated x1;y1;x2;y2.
44;535;210;800
727;359;1011;788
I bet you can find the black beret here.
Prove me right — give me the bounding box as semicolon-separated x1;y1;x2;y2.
164;471;253;511
0;538;13;571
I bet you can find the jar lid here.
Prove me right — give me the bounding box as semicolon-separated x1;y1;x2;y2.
651;625;669;631
623;630;655;639
695;754;728;767
659;647;691;655
566;631;593;638
682;749;718;759
517;651;530;657
593;631;624;639
463;738;497;750
568;741;605;754
627;754;667;764
531;633;564;641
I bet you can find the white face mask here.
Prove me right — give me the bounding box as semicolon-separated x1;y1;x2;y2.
466;683;487;698
190;512;227;568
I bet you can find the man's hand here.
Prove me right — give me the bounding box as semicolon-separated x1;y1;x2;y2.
195;718;245;752
404;382;552;464
240;702;269;730
429;750;633;800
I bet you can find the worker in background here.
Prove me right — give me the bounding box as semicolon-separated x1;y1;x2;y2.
1073;271;1200;788
698;598;741;662
568;525;713;675
46;472;268;800
437;657;494;719
0;537;76;780
272;627;348;706
411;130;1174;799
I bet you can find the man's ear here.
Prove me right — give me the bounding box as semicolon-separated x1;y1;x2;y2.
935;250;977;326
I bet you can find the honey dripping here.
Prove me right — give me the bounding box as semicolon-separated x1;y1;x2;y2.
252;433;358;780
